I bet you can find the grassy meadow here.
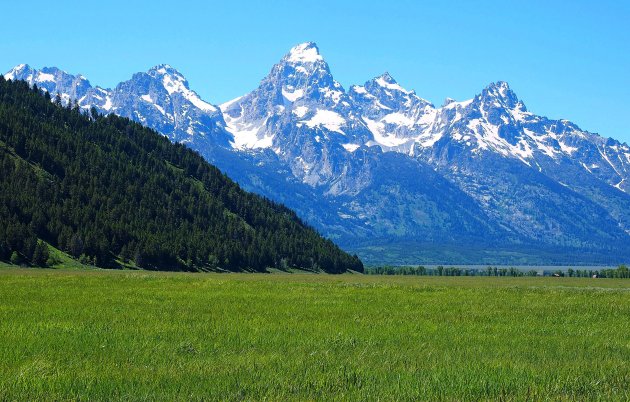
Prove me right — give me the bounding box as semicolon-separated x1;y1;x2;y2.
0;267;629;400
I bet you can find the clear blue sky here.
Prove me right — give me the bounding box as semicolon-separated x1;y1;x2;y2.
2;0;629;142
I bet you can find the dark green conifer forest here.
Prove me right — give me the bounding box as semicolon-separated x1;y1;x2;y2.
0;77;363;273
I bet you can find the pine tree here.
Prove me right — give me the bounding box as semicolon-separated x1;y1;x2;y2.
90;107;99;121
10;251;20;265
69;234;84;258
31;241;49;267
134;247;144;268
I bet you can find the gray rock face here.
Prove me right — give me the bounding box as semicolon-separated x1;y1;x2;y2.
6;42;630;263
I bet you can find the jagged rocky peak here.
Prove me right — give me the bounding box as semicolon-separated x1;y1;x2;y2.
361;72;410;94
373;72;408;91
442;97;456;107
138;64;190;93
284;42;324;64
146;64;188;85
5;64;82;85
484;80;512;95
4;64;94;105
220;41;360;152
480;81;525;111
377;71;396;83
223;41;347;122
352;71;433;116
276;41;334;81
275;41;344;101
121;64;219;113
4;63;33;80
149;63;182;75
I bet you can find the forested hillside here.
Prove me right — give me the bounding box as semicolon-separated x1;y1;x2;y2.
0;77;363;273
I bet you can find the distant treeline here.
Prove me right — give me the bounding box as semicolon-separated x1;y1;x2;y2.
366;265;630;278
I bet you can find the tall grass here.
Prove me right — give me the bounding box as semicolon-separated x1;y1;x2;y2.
0;268;628;400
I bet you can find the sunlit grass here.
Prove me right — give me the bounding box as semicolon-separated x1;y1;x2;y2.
0;268;628;400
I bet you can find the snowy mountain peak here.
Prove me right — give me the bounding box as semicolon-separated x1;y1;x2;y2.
129;65;219;115
5;65;89;83
267;42;345;106
148;64;184;79
4;64;33;80
143;64;193;93
11;63;29;71
5;64;63;83
277;42;333;82
481;81;521;107
102;64;227;144
377;72;396;83
483;81;512;97
270;42;336;83
4;64;95;108
219;41;354;153
488;80;510;89
373;72;412;94
442;97;456;107
285;42;323;64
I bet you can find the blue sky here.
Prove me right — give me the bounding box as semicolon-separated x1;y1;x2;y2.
2;0;629;142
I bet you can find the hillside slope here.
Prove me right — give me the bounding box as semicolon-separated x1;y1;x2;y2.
0;77;362;273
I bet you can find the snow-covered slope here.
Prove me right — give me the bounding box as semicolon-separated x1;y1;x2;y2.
349;72;434;152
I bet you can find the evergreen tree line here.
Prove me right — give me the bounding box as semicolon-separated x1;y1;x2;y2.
0;77;363;273
556;266;629;278
365;266;529;276
366;265;630;278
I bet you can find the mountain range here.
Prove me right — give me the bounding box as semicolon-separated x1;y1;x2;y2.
6;42;630;264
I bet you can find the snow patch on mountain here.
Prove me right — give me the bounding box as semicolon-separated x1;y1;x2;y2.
363;117;411;147
36;72;55;82
282;88;304;102
342;143;360;152
286;42;324;64
222;112;270;150
292;106;309;118
300;110;346;134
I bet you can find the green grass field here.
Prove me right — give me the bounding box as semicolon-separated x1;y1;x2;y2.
0;268;629;400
